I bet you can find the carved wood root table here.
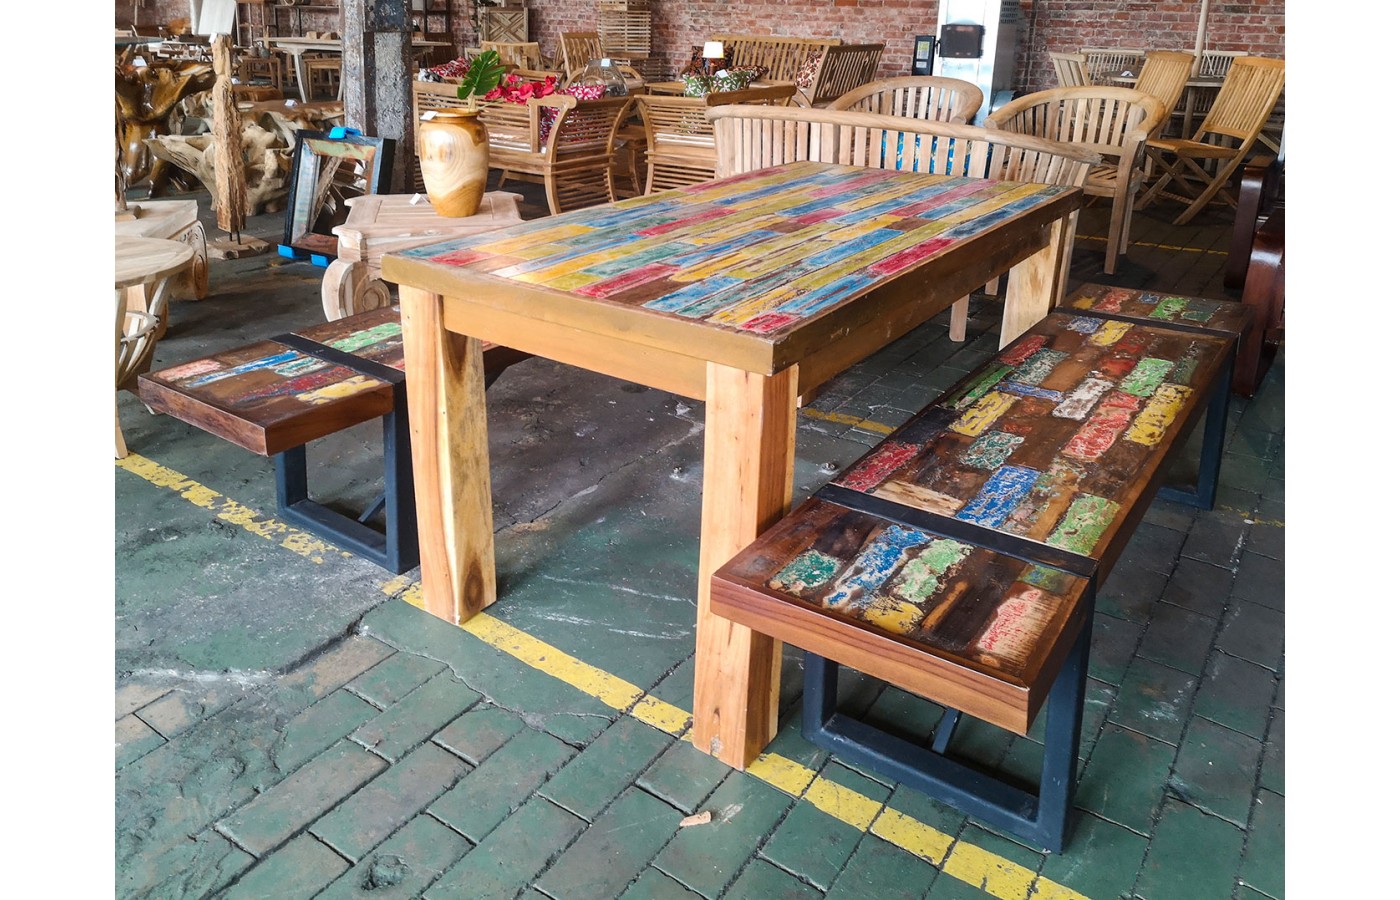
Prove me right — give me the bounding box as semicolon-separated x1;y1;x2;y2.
322;192;524;321
381;161;1081;769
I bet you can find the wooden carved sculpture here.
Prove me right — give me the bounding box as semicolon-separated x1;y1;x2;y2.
211;35;248;239
115;58;215;193
145;102;347;215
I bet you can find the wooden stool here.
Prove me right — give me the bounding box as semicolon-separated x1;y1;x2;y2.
238;55;284;90
138;308;531;572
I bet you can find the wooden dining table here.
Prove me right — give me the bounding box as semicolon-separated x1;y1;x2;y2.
268;36;454;103
380;161;1082;769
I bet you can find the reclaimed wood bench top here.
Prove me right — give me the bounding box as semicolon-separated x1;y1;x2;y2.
713;299;1242;733
138;308;406;457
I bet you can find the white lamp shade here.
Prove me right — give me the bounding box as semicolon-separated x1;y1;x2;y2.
702;41;725;59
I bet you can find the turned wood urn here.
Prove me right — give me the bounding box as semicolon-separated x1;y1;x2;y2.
418;109;490;218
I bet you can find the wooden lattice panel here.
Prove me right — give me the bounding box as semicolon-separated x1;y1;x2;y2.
599;0;651;58
481;8;529;44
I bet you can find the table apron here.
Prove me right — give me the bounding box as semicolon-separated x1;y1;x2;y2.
441;298;710;400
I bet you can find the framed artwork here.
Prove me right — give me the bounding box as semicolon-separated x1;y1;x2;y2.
282;129;396;256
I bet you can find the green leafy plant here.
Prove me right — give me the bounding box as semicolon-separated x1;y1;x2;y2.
457;50;506;111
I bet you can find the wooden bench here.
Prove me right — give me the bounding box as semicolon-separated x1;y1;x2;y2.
711;285;1248;851
137;307;529;574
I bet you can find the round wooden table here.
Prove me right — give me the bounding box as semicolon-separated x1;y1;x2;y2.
115;236;193;458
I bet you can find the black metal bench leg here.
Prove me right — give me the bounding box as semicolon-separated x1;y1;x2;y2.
1156;358;1232;510
271;391;419;575
799;605;1093;853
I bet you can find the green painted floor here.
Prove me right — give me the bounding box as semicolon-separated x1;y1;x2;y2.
114;184;1283;900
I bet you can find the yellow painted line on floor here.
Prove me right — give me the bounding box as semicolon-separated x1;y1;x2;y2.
800;407;897;435
1077;233;1228;255
116;454;353;563
393;583;693;737
126;454;1087;900
1220;505;1285;528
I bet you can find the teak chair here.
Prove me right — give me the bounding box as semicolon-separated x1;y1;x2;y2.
481;40;548;72
412;81;633;215
559;31;604;79
635;84;797;193
1131;50;1195;138
801;43;886;107
1135;56;1285;225
1049;51;1091;87
708;105;1100;340
1082;47;1146;85
828;75;983;125
988;86;1165;275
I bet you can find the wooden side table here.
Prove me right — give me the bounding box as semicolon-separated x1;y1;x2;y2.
321;192;524;320
115;199;209;308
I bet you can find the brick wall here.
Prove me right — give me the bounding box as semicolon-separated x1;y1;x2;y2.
118;1;1285;93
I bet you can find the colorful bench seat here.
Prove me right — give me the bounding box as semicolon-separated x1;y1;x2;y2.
138;307;529;574
712;285;1248;851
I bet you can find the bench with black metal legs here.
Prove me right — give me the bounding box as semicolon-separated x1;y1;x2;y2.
711;286;1248;851
137;307;530;574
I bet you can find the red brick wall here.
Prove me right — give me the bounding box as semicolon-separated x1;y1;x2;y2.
119;1;1285;92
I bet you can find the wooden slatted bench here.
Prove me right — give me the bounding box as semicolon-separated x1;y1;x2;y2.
711;285;1248;851
137;307;529;574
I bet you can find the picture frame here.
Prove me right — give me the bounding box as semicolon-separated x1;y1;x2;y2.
282;129;396;257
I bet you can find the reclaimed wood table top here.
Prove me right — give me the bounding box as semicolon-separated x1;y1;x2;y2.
381;160;1083;769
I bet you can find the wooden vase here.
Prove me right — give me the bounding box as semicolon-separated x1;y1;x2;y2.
419;109;490;218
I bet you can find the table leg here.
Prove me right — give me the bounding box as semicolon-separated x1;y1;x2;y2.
691;362;798;769
398;285;496;624
289;49;311;104
1000;216;1067;349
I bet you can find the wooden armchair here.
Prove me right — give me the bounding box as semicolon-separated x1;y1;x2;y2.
411;80;633;215
708;105;1099;340
482;40;548;72
1225;154;1284;396
635;84;797;193
988;86;1164;275
559;31;604;79
1049;51;1091;87
828;75;983;124
1135;56;1285;225
801;43;885;107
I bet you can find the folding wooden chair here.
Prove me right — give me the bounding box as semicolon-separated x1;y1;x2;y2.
1132;51;1195;138
1136;56;1285;225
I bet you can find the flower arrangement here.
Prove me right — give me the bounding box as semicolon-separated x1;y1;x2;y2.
483;72;561;103
456;50;507;112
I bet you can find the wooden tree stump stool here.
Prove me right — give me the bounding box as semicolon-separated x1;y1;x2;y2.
712;287;1248;851
138;307;530;573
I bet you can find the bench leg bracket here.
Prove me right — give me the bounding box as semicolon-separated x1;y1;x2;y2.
274;387;419;575
801;616;1091;853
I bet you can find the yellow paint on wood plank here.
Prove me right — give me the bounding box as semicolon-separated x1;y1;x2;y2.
1089;320;1133;347
950;391;1015;437
474;223;595;255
